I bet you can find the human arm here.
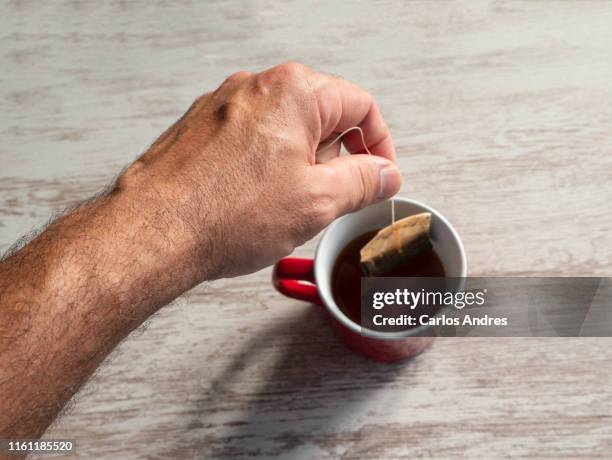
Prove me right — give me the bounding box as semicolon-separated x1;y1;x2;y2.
0;62;401;439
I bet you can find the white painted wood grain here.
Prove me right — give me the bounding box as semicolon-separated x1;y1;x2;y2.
1;0;612;458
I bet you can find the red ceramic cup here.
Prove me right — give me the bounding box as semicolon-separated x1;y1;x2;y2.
273;198;467;363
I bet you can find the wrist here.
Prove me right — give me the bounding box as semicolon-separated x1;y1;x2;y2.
107;182;220;289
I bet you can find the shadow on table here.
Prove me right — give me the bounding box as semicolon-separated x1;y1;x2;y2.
163;304;424;458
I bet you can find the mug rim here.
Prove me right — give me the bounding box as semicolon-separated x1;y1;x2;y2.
313;197;467;339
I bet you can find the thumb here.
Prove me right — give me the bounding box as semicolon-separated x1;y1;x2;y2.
313;154;402;216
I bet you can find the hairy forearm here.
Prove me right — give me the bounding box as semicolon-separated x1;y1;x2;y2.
0;62;401;444
0;187;209;438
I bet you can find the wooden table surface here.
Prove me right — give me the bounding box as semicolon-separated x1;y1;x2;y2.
2;1;612;458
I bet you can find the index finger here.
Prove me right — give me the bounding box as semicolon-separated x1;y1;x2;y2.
308;72;396;161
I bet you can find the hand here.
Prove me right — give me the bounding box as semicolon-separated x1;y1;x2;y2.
0;63;401;439
116;62;402;280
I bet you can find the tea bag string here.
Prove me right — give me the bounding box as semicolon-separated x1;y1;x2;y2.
317;126;396;224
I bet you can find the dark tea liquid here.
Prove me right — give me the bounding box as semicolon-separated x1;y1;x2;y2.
331;229;445;325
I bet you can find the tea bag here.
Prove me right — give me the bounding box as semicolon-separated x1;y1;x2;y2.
360;212;432;276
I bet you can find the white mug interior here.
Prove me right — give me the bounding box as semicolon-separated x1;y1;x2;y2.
314;198;467;339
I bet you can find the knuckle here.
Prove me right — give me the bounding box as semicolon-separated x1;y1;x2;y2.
351;80;374;105
260;61;308;88
277;61;307;77
223;70;251;87
214;71;252;98
350;160;371;209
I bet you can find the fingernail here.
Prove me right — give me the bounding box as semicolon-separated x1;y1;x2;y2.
379;165;401;199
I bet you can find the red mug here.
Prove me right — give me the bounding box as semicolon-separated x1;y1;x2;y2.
273;198;467;363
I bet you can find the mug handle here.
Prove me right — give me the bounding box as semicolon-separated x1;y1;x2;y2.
272;257;323;305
